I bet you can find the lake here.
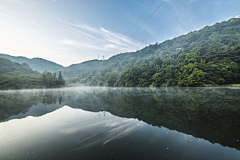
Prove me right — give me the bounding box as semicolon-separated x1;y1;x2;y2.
0;87;240;160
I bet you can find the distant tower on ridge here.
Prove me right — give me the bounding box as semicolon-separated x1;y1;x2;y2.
103;55;104;60
98;54;99;60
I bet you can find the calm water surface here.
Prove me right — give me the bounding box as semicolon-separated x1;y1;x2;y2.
0;87;240;160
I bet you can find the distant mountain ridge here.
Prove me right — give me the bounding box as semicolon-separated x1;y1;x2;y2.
0;54;64;73
0;57;66;90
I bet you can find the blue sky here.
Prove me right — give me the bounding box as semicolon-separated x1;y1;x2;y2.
0;0;239;66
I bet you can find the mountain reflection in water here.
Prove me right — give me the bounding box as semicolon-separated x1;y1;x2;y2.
0;87;240;160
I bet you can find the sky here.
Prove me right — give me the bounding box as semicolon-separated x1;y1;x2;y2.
0;0;240;67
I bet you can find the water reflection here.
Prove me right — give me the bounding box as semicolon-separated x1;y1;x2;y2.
0;89;64;121
0;87;240;159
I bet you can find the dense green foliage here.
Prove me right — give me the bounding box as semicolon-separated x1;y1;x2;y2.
63;18;240;87
0;71;66;89
0;58;66;89
0;54;64;73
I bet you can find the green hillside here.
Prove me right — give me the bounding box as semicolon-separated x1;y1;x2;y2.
0;58;65;90
63;18;240;87
2;18;240;87
0;54;64;73
0;58;39;76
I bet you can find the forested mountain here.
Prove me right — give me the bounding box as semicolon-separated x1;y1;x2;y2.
0;58;65;89
2;18;240;87
0;54;64;73
63;17;240;87
0;58;39;76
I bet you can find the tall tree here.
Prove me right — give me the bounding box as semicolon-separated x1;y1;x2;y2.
58;71;63;81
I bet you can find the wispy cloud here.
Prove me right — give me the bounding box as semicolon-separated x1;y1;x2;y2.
32;22;42;27
172;24;189;35
58;18;143;55
69;27;103;42
121;10;158;38
235;15;240;18
225;1;232;4
170;2;201;36
212;1;221;5
130;0;145;8
59;39;105;51
57;17;98;33
189;0;199;3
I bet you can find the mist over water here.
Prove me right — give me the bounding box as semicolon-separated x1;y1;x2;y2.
0;87;240;159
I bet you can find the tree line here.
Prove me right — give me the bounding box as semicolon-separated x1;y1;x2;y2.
71;43;240;87
0;71;65;89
